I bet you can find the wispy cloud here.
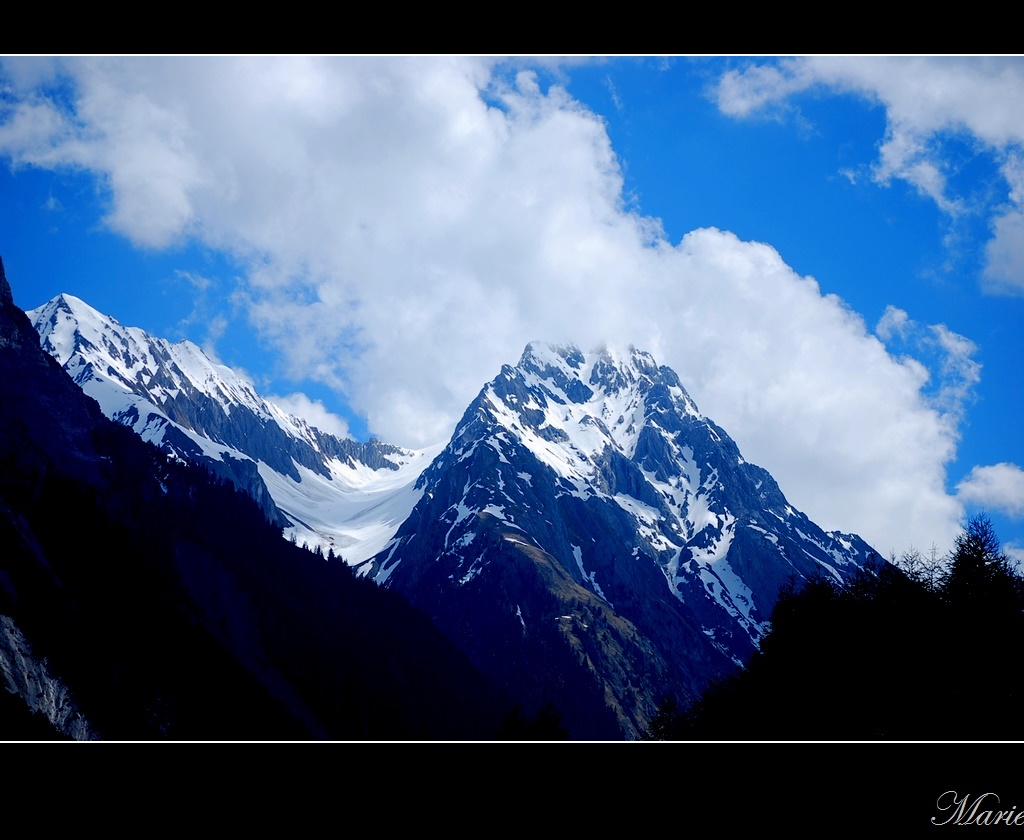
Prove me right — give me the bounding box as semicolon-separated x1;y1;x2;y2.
170;269;229;357
874;305;981;429
712;56;1024;295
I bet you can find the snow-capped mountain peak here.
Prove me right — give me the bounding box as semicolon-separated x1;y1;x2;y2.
366;341;878;738
32;293;285;435
29;294;436;564
502;341;704;464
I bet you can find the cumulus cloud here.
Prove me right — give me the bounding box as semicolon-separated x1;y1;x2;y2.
956;463;1024;519
0;56;975;557
712;56;1024;293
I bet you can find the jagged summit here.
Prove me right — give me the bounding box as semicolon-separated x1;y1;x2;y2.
367;340;878;738
497;341;705;466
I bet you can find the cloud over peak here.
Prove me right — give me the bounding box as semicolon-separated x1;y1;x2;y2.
0;55;992;557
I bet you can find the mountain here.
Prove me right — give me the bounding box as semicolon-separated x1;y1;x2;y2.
26;290;881;740
362;342;879;739
27;294;437;565
1;258;514;740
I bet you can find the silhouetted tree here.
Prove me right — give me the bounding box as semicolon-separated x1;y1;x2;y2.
666;515;1024;740
942;513;1022;614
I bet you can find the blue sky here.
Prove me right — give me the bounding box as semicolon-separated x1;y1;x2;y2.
1;56;1022;561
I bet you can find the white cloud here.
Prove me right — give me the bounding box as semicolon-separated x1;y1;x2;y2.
176;270;212;291
0;56;973;557
715;62;813;119
874;308;981;430
983;151;1024;294
930;324;982;424
712;56;1024;293
269;392;351;439
1;59;206;248
0;98;68;161
983;207;1024;295
200;315;228;362
956;463;1024;519
875;305;910;342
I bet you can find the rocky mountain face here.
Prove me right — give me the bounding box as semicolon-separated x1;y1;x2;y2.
364;342;878;739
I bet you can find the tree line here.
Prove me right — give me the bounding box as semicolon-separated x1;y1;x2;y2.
645;514;1024;740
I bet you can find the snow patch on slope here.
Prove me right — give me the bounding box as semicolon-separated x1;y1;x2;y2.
262;443;444;565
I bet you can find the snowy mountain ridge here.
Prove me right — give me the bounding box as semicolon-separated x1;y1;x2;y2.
34;293;325;450
28;293;435;563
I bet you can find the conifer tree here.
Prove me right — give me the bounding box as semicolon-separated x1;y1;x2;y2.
942;513;1022;614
